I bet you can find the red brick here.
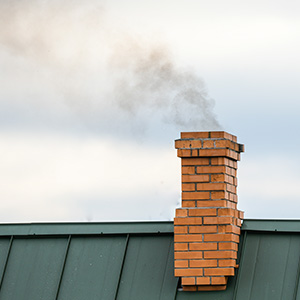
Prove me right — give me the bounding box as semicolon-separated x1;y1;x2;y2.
174;234;203;242
215;140;234;149
181;132;209;139
225;174;234;185
182;166;195;174
203;140;215;148
174;226;188;234
203;234;237;242
229;168;237;176
218;224;232;233
189;208;217;217
174;243;188;251
182;192;210;200
218;242;238;251
210;131;236;141
174;217;202;225
182;158;210;166
189;243;218;251
196;166;227;174
227;166;234;175
229;150;239;160
196;277;211;285
211;174;225;182
218;259;236;267
204;268;234;276
174;260;189;268
226;167;234;176
175;251;203;259
182;200;196;207
228;233;239;243
234;177;238;186
190;260;218;268
199;149;228;157
218;208;235;217
229;160;237;169
175;139;202;149
182;183;196;191
211;191;229;200
232;136;238;143
196;200;227;207
210;157;228;166
176;209;188;217
204;251;237;259
181;277;196;285
197;183;227;191
218;225;241;235
182;175;210;183
239;211;244;219
189;225;217;234
226;184;237;194
197;285;227;291
228;202;236;209
207;149;239;161
175;268;203;277
175;140;189;149
211;276;228;285
177;149;191;157
203;217;233;225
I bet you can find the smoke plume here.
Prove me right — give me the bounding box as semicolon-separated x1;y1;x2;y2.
110;39;221;130
0;0;221;135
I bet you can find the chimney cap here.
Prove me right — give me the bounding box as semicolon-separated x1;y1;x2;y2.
175;131;244;158
180;131;237;142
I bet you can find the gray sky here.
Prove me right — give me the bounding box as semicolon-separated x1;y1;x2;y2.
1;0;300;222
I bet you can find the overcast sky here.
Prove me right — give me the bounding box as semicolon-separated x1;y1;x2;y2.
1;0;300;222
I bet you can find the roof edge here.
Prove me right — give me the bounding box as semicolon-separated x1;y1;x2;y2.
0;221;174;236
241;219;300;233
0;219;299;237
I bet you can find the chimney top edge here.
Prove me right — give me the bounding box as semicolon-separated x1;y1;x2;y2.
180;131;237;142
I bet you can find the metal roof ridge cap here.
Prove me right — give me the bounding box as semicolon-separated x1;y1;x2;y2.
0;221;174;237
0;220;174;225
242;219;300;232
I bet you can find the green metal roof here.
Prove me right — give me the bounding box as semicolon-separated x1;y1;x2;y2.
0;220;299;300
0;222;177;300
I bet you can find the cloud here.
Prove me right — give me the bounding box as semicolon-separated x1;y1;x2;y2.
0;131;180;222
238;156;300;219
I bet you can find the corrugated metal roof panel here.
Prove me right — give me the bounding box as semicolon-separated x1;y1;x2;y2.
58;235;127;300
234;231;300;300
296;277;300;300
0;225;178;300
116;235;177;300
0;237;67;300
0;238;11;286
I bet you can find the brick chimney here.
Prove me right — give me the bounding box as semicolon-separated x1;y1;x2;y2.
174;131;244;291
